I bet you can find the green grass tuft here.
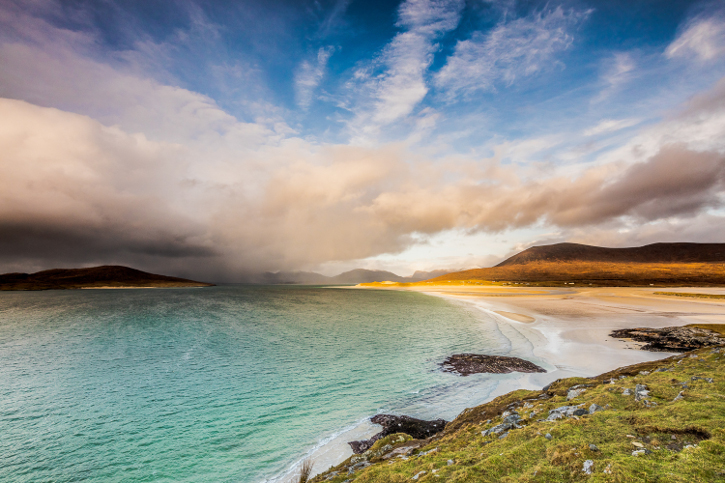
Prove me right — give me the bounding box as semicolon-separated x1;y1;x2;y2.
311;347;725;483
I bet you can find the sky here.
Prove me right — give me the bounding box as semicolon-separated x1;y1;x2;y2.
1;0;725;281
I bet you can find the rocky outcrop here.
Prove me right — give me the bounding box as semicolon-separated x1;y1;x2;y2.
610;326;725;352
441;354;546;376
348;415;447;454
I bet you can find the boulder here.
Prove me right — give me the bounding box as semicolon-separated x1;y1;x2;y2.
348;415;447;454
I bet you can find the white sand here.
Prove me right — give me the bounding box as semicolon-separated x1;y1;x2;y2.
421;286;725;381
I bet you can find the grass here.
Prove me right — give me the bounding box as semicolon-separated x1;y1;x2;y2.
296;459;313;483
655;292;725;300
686;324;725;336
311;347;725;482
417;261;725;286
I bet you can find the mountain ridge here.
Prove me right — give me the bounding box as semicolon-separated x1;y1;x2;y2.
496;242;725;267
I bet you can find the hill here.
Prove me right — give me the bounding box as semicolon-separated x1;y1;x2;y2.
0;266;214;291
422;242;725;286
253;269;452;285
311;346;725;483
497;242;725;266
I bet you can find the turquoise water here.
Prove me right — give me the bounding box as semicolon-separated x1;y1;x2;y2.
0;285;512;482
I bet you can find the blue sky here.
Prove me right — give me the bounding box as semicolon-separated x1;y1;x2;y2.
1;0;725;280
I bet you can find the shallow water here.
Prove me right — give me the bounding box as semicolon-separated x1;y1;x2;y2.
0;285;538;482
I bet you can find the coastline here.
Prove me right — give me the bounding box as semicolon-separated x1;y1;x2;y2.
286;284;725;480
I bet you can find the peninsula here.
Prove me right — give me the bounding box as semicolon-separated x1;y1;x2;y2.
0;265;214;291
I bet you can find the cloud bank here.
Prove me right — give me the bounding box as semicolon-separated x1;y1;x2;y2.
1;0;725;280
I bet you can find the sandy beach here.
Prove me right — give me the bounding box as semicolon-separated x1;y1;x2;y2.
358;284;725;382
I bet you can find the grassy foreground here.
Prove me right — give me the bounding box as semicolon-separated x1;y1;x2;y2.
311;347;725;482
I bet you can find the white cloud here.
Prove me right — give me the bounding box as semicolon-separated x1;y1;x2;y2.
435;6;590;98
294;46;335;109
344;0;464;141
591;52;636;103
583;118;641;137
666;15;725;61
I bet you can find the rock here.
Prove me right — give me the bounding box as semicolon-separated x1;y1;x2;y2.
348;415;448;454
609;326;725;352
673;391;685;401
547;405;585;421
583;460;594;474
499;432;509;439
441;354;547;376
567;388;586;400
381;445;417;460
411;470;426;480
634;384;650;402
348;461;370;474
691;376;714;383
622;388;632;395
482;413;522;437
589;443;599;451
589;403;604;414
545;433;553;440
447;460;454;466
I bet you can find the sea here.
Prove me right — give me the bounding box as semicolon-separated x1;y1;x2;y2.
0;285;545;482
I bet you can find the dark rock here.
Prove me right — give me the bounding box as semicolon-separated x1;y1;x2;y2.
609;326;725;352
348;415;447;454
441;354;546;376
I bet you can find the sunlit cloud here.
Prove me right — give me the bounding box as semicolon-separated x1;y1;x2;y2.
1;0;725;279
435;6;590;99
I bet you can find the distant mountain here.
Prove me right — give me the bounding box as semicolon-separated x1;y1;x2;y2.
255;268;457;285
496;242;725;266
423;242;725;286
254;271;332;284
0;266;214;291
330;269;409;283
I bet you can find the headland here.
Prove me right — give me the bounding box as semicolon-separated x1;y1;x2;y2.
0;265;214;290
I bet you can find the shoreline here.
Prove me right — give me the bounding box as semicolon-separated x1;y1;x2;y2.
285;284;725;480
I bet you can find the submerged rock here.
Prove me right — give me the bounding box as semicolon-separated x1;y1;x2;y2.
610;326;725;352
348;415;447;454
441;354;547;376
